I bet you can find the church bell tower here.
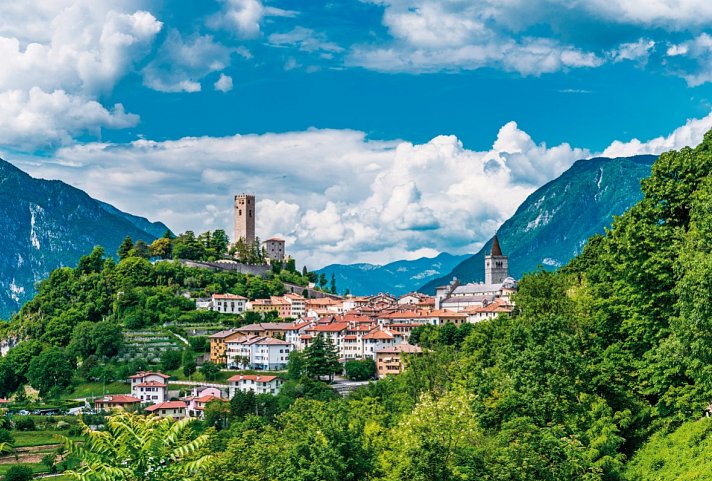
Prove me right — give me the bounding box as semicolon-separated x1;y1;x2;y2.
484;235;508;284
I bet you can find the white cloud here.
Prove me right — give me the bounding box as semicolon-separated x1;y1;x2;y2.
15;124;588;268
664;33;712;86
601;110;712;157
0;88;137;149
0;1;161;149
142;31;232;93
351;0;712;80
268;27;343;54
214;74;234;92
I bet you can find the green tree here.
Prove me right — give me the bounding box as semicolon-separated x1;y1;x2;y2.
344;359;376;381
182;350;197;378
304;335;341;382
117;236;134;260
149;237;173;259
160;349;182;371
200;362;220;381
92;321;123;358
27;347;74;397
129;239;151;259
330;273;337;294
64;412;211;481
230;389;257;420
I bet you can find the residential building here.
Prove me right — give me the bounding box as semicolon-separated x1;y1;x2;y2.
210;293;247;314
363;328;402;359
284;293;307;318
129;371;170;404
375;344;423;377
464;299;514;323
145;401;187;420
228;375;284;396
226;336;293;370
94;395;141;412
208;329;246;365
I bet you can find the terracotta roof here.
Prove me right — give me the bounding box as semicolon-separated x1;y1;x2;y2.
377;343;423;354
146;401;187;412
209;329;240;339
0;398;9;404
129;371;170;379
195;394;225;403
343;335;358;340
264;237;285;242
308;322;349;332
300;334;314;340
227;374;279;382
490;235;503;256
212;293;247;300
134;381;167;388
363;329;395;340
95;395;141;404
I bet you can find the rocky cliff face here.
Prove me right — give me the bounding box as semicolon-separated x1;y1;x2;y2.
419;155;656;293
0;158;170;318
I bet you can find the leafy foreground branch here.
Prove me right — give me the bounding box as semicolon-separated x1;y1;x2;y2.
63;412;212;481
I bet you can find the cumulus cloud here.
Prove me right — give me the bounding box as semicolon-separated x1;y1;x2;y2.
0;88;138;149
142;31;232;93
214;74;234;92
349;0;712;81
601;110;712;157
15;124;589;268
0;1;161;149
664;33;712;86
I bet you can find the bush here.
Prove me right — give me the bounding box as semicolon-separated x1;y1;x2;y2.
0;428;14;444
3;465;34;481
13;417;35;431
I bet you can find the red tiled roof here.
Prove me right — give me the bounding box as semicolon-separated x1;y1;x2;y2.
195;394;225;403
376;343;423;354
134;381;167;388
129;371;170;379
227;375;279;382
308;322;349;333
95;395;141;404
212;293;247;300
363;329;395;340
145;401;187;412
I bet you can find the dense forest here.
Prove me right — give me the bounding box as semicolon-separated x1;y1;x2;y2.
2;131;712;480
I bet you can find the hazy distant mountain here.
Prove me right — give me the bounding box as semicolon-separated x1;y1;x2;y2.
419;155;656;293
316;252;470;296
0;158;170;318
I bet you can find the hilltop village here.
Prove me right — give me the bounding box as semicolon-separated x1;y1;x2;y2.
83;193;518;420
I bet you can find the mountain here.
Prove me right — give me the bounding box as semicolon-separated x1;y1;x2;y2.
419;154;656;293
0;158;171;319
316;252;470;296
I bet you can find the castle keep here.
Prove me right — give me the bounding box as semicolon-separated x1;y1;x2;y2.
234;194;255;245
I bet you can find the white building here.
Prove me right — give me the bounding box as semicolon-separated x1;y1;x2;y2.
362;328;403;359
211;293;248;314
228;375;284;396
226;336;293;370
129;371;169;404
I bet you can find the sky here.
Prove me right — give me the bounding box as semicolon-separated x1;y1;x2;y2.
2;0;712;269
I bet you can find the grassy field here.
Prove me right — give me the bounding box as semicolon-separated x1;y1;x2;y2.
61;381;130;400
0;462;48;475
12;430;67;447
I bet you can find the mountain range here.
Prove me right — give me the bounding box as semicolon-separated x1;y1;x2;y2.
316;252;470;296
319;155;656;296
0;158;170;319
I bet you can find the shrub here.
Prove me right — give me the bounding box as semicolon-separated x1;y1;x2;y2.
3;465;34;481
13;417;35;431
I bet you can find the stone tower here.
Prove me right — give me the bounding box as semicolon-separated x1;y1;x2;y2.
484;235;508;284
234;194;255;245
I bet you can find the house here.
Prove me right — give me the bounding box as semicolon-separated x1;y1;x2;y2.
129;371;170;404
208;329;246;365
301;321;349;352
195;297;212;310
145;401;188;419
284;293;307;318
362;328;402;359
463;298;514;323
94;395;141;412
226;336;292;370
228;375;284;396
186;394;226;418
210;293;248;314
375;344;422;377
397;292;433;306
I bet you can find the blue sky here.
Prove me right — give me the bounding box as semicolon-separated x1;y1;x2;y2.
2;0;712;268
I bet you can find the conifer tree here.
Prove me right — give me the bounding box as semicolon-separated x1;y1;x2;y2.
304;335;341;382
117;236;133;260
